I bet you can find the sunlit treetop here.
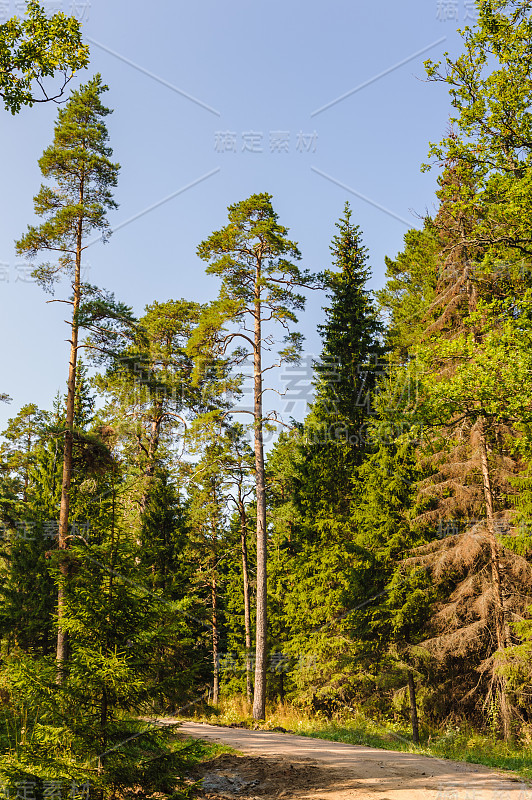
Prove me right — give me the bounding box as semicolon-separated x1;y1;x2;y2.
0;0;89;114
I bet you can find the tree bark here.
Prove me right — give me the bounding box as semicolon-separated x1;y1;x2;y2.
138;409;162;563
239;495;253;703
407;670;420;745
99;687;108;772
139;407;162;515
212;576;220;706
478;417;512;741
253;264;268;721
23;418;32;503
56;184;83;679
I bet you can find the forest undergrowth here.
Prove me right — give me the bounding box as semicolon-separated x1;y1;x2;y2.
0;697;230;800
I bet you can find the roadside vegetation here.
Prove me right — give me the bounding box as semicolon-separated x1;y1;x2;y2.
189;697;532;782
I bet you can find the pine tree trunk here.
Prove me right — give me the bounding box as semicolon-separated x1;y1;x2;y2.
212;576;220;706
138;411;162;563
56;195;83;679
101;485;115;756
100;688;108;763
407;670;420;745
140;409;162;514
478;417;512;741
23;424;31;503
238;496;252;703
253;270;267;721
239;497;253;703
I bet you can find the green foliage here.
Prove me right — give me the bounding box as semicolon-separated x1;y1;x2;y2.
0;404;49;502
377;221;439;358
314;202;384;434
190;192;317;382
0;1;89;114
0;653;203;799
16;73;119;290
263;209;422;713
415;296;532;433
0;448;203;793
424;0;532;256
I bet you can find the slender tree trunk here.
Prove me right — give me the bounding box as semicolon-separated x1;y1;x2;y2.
253;269;268;721
407;670;420;745
478;417;512;741
99;688;108;770
138;410;162;564
239;496;253;703
140;408;162;514
56;192;83;679
23;423;32;503
212;576;219;706
97;476;117;775
478;420;505;633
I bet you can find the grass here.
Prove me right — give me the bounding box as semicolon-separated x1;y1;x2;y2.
186;696;532;783
185;737;238;762
0;705;233;799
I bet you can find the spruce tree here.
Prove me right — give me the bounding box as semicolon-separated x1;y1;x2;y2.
314;201;384;444
288;206;384;545
266;207;391;713
0;404;48;503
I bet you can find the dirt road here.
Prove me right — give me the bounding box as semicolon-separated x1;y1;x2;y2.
178;720;530;800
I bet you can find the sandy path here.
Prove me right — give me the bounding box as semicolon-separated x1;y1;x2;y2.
177;720;530;800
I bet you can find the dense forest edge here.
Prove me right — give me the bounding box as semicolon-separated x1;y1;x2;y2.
4;0;532;797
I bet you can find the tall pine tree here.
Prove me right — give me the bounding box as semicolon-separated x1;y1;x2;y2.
16;75;120;674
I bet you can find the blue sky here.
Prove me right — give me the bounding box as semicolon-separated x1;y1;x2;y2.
0;0;473;432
